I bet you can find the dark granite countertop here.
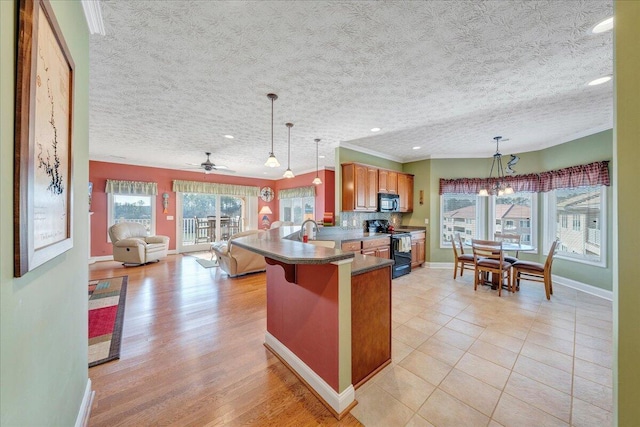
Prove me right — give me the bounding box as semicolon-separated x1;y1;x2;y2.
231;226;393;275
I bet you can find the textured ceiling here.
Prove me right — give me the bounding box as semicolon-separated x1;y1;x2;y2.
89;0;613;179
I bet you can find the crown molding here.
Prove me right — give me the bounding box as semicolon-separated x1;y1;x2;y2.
338;142;405;163
82;0;106;36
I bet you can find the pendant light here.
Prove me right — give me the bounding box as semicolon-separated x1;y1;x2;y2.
479;136;514;196
264;93;280;168
283;123;295;178
312;138;322;185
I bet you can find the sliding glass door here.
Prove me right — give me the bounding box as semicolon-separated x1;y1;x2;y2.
176;192;245;253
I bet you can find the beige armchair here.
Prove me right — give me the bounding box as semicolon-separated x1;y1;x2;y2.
211;229;266;277
108;222;170;265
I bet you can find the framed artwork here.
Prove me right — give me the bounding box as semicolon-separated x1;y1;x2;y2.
14;0;75;277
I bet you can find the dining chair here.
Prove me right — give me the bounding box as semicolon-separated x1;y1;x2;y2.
511;239;560;300
494;232;521;263
471;239;512;296
451;233;475;279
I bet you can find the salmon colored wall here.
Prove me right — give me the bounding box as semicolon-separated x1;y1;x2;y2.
273;169;336;223
89;161;276;257
266;262;340;391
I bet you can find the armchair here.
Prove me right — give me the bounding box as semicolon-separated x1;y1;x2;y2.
108;222;170;265
211;229;266;277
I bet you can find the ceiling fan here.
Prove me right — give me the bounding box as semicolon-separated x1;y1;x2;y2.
187;152;234;174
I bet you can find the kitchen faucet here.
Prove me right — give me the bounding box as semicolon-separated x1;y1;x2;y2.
299;219;319;241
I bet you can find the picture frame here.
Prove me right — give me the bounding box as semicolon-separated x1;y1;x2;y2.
14;0;75;277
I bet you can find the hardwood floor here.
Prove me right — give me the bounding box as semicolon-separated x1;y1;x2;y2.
88;254;362;426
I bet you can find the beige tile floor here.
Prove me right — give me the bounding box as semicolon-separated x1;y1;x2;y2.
351;267;613;427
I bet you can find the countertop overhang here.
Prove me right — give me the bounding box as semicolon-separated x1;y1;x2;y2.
231;226;394;275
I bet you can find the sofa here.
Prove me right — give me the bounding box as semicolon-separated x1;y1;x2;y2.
211;229;266;277
108;222;170;265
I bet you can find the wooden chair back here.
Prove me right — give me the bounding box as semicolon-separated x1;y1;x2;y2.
471;239;511;296
494;232;521;243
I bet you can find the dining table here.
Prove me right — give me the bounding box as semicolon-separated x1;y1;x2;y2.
465;241;536;290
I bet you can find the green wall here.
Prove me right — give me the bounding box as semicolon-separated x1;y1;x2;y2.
402;130;613;291
334;147;403;219
614;1;640;423
1;1;90;425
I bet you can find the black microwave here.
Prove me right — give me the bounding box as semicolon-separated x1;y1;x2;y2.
378;193;399;212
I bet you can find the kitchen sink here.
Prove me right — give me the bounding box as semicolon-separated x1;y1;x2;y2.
306;240;336;249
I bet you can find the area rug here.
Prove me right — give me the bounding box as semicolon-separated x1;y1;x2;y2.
88;276;127;367
196;258;219;268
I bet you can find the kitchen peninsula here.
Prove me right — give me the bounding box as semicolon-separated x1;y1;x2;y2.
231;227;394;418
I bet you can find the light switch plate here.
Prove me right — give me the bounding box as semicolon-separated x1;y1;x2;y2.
424;218;429;224
167;215;174;220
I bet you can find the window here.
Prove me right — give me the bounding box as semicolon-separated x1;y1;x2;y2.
440;193;485;247
490;192;537;251
279;196;315;225
545;186;606;266
572;217;582;231
108;194;156;240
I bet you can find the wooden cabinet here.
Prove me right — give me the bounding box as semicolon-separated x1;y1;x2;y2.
378;169;398;194
397;173;414;212
362;236;391;259
342;237;390;259
342;163;378;212
410;230;426;268
351;266;391;387
341;241;362;252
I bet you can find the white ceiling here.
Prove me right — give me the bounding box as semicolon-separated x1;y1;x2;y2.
88;0;613;179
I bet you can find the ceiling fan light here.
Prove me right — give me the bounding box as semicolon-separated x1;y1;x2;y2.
478;188;489;196
283;168;295;178
265;153;280;168
504;186;514;195
312;176;322;185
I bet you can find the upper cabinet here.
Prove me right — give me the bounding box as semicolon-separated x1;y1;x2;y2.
342;163;414;213
342;163;378;212
378;169;398;194
397;173;414;213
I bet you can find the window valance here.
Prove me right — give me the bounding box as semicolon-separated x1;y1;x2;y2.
278;186;316;199
439;161;610;195
172;180;259;197
105;179;158;195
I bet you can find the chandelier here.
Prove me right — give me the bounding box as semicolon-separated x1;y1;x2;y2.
264;93;280;168
479;136;514;196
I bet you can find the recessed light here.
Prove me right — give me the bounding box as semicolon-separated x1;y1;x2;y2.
319;155;325;159
587;76;612;86
592;17;613;34
224;134;234;139
371;127;381;132
412;146;421;150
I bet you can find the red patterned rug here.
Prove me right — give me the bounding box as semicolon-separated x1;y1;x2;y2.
88;276;127;367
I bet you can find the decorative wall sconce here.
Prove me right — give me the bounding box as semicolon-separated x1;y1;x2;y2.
162;192;169;213
419;190;424;205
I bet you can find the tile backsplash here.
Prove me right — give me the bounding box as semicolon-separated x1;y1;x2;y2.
336;212;403;230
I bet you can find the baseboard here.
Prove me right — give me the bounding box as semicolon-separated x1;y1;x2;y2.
90;249;177;263
264;332;355;417
74;379;94;427
428;262;611;300
552;274;612;301
425;262;454;269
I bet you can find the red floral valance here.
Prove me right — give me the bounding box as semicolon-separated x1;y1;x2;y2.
439;161;610;195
